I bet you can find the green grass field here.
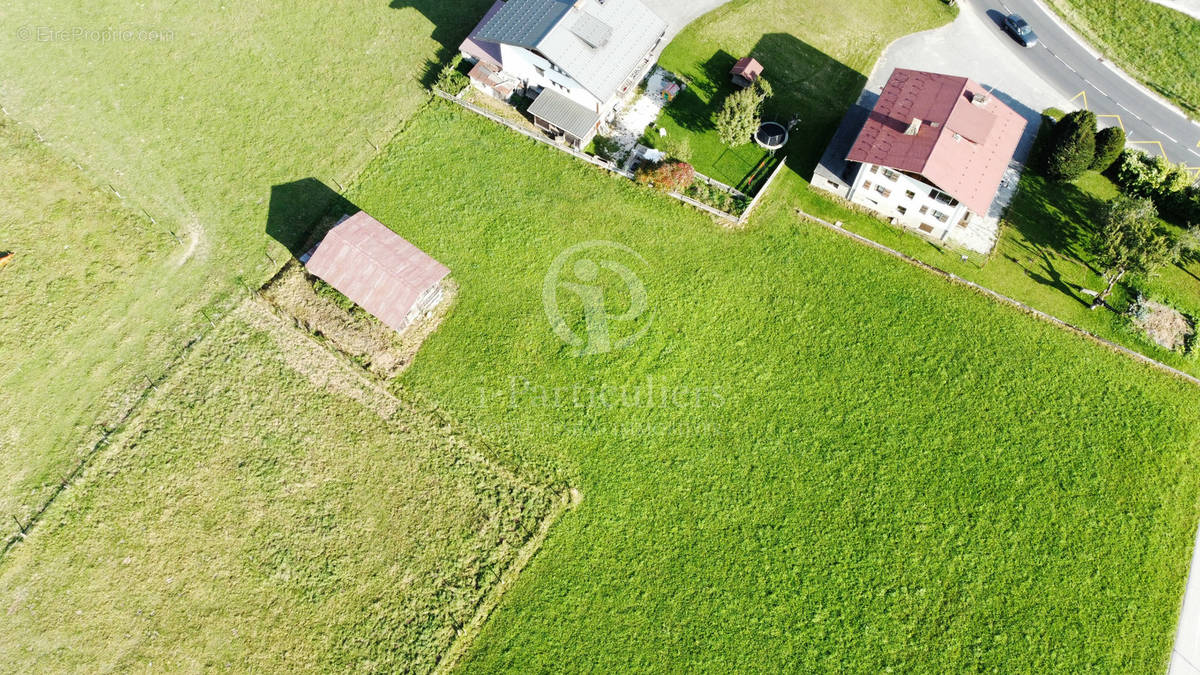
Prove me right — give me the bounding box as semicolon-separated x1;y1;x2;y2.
650;0;956;186
800;157;1200;376
0;118;187;537
0;0;500;542
340;102;1200;670
4;0;1200;670
0;301;560;671
1045;0;1200;118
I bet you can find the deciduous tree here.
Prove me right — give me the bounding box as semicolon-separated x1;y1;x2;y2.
715;78;772;148
1089;196;1174;309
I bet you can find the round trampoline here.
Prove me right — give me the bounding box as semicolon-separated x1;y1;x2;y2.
755;121;788;150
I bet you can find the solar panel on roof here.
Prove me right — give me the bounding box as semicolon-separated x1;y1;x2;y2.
569;12;613;48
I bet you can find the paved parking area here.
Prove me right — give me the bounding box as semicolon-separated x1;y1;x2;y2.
865;3;1067;167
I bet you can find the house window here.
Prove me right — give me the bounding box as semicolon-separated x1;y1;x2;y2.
929;188;958;206
863;180;872;189
869;165;879;174
919;205;928;214
535;66;545;77
875;185;891;198
905;190;915;199
882;168;899;181
897;206;907;215
918;223;934;233
932;210;949;223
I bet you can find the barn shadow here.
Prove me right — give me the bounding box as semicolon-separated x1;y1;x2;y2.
266;179;359;258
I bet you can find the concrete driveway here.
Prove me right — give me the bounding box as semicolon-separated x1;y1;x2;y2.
646;0;731;42
865;2;1064;167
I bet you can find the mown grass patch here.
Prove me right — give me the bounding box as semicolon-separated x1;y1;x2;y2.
1044;0;1200;118
0;300;562;671
0;118;185;536
344;101;1200;671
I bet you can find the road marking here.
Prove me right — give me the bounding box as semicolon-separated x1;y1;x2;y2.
1068;90;1088;109
1130;140;1169;159
1160;130;1179;144
1097;114;1125;134
1051;51;1079;74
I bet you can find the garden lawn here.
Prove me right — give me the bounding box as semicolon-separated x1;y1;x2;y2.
345;101;1200;671
649;0;956;187
0;0;496;542
0;301;559;671
1044;0;1200;119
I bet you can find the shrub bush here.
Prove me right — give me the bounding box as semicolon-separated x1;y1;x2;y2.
1113;149;1199;225
1042;110;1096;181
1091;126;1125;172
434;55;469;95
591;135;623;163
660;135;693;163
635;160;695;193
684;180;735;213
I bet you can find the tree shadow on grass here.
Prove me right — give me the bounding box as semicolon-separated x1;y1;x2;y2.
747;33;866;180
1003;169;1107;275
1005;248;1093;307
663;86;717;133
266;179;359;258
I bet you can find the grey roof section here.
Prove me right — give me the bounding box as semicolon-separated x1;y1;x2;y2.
813;102;872;190
478;0;666;102
527;88;602;139
475;0;573;49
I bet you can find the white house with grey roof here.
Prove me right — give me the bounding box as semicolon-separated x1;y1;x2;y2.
460;0;667;148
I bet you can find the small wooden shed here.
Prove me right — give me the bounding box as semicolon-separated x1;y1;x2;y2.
303;211;449;333
730;57;763;88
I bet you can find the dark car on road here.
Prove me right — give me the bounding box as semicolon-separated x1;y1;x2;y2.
1003;13;1038;47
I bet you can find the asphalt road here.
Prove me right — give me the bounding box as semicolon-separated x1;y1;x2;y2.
964;0;1200;177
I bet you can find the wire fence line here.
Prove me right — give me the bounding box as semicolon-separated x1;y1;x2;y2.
0;280;267;557
795;207;1200;389
432;88;787;225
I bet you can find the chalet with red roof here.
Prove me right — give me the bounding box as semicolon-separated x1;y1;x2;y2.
814;68;1027;253
302;211;450;333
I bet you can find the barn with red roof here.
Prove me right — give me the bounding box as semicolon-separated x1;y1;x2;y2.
302;211;450;333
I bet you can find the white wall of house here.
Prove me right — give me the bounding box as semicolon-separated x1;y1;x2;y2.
846;162;977;245
497;44;604;112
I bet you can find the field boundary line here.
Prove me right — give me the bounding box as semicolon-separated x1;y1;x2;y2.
795;207;1200;388
0;332;203;558
246;295;582;669
434;487;580;674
